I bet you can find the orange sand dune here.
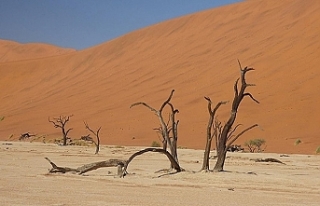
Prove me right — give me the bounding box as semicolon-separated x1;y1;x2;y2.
1;0;320;154
0;39;75;62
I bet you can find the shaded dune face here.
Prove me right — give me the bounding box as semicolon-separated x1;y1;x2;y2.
0;0;320;154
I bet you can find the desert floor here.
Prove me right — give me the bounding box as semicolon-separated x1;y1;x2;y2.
0;141;319;206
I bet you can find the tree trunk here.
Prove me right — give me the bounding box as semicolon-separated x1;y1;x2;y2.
171;139;178;163
213;113;235;171
201;138;212;171
162;139;167;150
213;147;227;172
95;141;100;154
62;127;67;146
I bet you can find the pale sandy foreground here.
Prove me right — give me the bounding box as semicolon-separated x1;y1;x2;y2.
1;141;319;206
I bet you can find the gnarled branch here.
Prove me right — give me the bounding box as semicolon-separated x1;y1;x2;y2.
124;147;181;173
130;102;158;113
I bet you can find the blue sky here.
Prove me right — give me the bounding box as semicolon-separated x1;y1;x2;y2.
0;0;241;50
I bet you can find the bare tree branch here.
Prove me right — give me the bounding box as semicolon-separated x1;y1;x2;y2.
227;124;259;148
65;128;73;136
243;93;260;104
159;89;175;111
227;124;242;140
130;102;158;113
124;148;181;173
48;117;62;128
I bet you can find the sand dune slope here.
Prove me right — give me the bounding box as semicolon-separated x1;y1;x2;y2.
0;39;75;62
0;0;320;154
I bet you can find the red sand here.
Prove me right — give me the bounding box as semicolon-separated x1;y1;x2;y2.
1;0;320;154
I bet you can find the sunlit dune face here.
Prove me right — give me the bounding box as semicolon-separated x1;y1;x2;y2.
0;0;320;154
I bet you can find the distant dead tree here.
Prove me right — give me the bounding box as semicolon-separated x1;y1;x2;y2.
130;90;180;165
227;144;244;152
19;132;36;141
83;121;101;154
48;115;73;146
212;60;259;172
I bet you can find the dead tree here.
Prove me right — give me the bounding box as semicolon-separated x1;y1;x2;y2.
48;115;73;146
83;121;101;154
214;61;259;172
45;147;181;178
201;98;227;171
130;90;180;164
19;132;36;141
168;102;179;163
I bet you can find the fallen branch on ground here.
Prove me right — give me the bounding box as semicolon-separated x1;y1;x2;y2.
45;147;182;178
45;157;126;176
251;158;286;165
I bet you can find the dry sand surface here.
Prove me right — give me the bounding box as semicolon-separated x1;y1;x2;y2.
0;39;75;62
0;141;319;206
1;0;320;154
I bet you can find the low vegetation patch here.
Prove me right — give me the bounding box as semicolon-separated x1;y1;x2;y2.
294;139;302;145
151;141;161;147
244;138;266;153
